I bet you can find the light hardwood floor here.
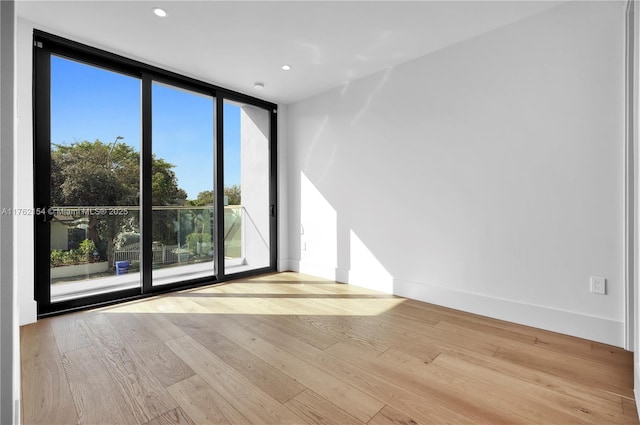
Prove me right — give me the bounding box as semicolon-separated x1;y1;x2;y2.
21;272;639;424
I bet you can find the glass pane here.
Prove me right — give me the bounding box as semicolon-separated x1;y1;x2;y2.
223;101;270;274
49;55;141;302
152;82;215;286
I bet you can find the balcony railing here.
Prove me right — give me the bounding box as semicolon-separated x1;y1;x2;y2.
50;205;244;277
47;204;270;302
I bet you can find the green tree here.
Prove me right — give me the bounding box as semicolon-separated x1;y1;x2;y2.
224;185;241;205
51;140;186;262
186;190;213;206
52;141;131;249
185;186;240;207
152;156;187;205
151;155;188;245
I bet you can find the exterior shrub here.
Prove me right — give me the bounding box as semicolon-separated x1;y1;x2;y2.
50;239;98;267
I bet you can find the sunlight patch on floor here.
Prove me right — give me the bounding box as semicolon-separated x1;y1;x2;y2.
101;280;406;316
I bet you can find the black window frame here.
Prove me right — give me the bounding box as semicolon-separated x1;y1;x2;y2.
33;30;278;317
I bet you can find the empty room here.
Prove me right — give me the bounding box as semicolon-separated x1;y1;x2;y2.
2;0;640;424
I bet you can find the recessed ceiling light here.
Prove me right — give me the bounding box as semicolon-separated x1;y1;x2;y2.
281;65;292;71
153;7;167;18
254;82;265;89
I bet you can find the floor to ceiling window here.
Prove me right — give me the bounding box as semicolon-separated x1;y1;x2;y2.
151;82;216;287
223;100;273;276
46;54;143;304
33;31;277;316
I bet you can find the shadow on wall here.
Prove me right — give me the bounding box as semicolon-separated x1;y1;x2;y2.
298;172;394;293
286;1;626;347
293;65;399;294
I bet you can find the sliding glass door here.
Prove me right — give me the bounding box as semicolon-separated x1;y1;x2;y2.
151;82;215;286
34;32;276;316
46;54;142;304
223;100;272;275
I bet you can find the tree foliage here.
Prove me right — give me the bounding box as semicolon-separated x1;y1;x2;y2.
50;140;244;263
152;156;187;205
187;190;213;206
224;184;241;205
51;140;187;259
51;141;134;207
186;186;241;207
51;140;186;207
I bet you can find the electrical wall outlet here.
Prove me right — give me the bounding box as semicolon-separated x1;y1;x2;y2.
590;276;606;295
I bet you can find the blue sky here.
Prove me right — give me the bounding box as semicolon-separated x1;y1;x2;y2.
51;55;241;199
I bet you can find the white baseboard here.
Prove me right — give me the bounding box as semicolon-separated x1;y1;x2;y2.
19;299;37;326
335;267;350;284
277;258;293;272
289;259;382;284
348;270;394;293
394;278;625;347
289;260;340;282
288;261;624;347
289;260;352;284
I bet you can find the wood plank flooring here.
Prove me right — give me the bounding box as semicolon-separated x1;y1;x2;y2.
21;272;639;424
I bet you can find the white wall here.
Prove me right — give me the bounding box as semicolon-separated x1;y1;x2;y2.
287;1;627;346
1;1;19;423
240;105;271;269
16;18;37;326
630;0;640;408
277;104;289;271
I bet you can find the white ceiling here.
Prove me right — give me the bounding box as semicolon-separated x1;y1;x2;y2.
17;1;565;105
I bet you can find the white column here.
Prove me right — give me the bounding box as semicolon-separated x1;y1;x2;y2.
240;105;270;269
